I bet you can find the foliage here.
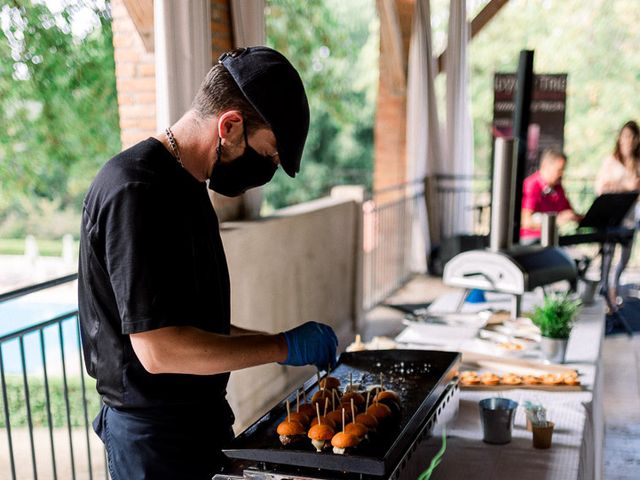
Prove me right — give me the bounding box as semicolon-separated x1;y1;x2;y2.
531;293;581;339
264;0;378;210
431;0;640;184
0;0;120;236
0;374;100;428
0;237;79;256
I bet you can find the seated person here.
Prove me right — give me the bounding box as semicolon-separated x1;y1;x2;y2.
595;120;640;306
520;149;582;241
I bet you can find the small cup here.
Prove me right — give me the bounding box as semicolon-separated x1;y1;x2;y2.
532;421;555;449
478;398;518;444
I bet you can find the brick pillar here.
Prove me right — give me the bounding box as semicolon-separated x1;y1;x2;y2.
373;0;414;198
111;0;156;149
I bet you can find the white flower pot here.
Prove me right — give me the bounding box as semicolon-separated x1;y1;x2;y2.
540;337;568;364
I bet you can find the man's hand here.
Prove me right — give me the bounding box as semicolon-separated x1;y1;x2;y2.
557;209;582;224
280;321;338;370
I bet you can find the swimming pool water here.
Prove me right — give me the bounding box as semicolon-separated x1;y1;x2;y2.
0;298;79;374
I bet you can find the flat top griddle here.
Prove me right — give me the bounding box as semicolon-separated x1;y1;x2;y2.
223;350;459;477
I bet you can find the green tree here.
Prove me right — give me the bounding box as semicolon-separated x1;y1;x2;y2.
264;0;378;210
0;0;120;236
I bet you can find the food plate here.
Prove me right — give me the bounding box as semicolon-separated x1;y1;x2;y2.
457;369;583;390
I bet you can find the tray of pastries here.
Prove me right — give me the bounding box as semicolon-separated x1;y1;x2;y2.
456;369;582;390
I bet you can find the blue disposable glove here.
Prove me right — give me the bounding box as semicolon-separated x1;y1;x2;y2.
280;321;338;370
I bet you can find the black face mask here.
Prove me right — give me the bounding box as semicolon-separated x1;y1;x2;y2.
208;127;278;197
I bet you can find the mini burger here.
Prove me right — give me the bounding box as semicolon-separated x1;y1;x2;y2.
341;392;365;411
311;389;332;407
319;376;341;390
287;411;310;427
276;420;306;446
307;423;335;452
367;402;392;423
355;412;379;431
331;431;359;455
326;408;350;425
344;422;368;441
297;403;317;419
310;415;337;431
372;390;401;417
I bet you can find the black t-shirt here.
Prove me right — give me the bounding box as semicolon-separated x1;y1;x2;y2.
78;138;233;421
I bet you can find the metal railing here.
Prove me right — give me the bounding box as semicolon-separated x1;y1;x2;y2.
362;180;425;310
434;173;492;237
433;174;598;236
0;274;108;480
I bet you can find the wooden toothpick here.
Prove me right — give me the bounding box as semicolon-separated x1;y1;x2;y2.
351;398;356;424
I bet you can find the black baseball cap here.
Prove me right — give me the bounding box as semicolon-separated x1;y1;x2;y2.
219;46;310;178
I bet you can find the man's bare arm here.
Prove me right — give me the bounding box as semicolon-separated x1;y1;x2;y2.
230;324;267;336
130;326;287;375
557;209;582;224
520;208;536;229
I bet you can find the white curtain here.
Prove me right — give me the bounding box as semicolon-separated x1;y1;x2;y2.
231;0;266;47
231;0;267;218
154;0;212;127
444;0;474;236
406;0;444;271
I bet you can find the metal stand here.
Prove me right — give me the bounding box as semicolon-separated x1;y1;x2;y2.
600;242;633;337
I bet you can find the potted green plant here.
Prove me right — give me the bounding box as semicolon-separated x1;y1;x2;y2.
531;293;581;363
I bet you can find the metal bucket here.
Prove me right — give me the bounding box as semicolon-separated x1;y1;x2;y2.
540;337;568;364
478;398;518;444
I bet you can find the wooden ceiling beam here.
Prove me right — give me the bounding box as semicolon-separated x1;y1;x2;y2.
122;0;155;52
436;0;509;75
377;0;407;94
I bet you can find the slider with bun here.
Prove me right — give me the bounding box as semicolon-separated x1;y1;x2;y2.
331;409;359;455
331;432;359;455
276;420;306;446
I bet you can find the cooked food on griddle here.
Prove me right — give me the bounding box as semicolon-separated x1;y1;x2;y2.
331;431;359;454
341;391;365;411
311;389;332;406
326;407;350;425
307;423;335;452
298;403;317;418
372;390;401;417
366;402;392;422
344;421;368;441
344;398;368;441
276;420;306;446
355;412;379;431
319;376;341;390
287;411;310;427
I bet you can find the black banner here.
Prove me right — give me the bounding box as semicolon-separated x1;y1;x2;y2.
493;73;567;176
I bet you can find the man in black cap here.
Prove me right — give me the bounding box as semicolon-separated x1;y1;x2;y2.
78;47;338;479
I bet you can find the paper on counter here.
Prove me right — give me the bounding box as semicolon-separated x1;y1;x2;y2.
394;322;478;348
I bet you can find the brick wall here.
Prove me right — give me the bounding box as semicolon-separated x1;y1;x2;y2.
111;0;156;149
111;0;244;219
373;0;414;195
111;0;234;149
210;0;233;59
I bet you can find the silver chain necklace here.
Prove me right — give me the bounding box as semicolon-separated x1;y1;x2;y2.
165;127;184;168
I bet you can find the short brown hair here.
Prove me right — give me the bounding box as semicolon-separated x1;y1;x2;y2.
192;63;268;130
541;148;567;165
